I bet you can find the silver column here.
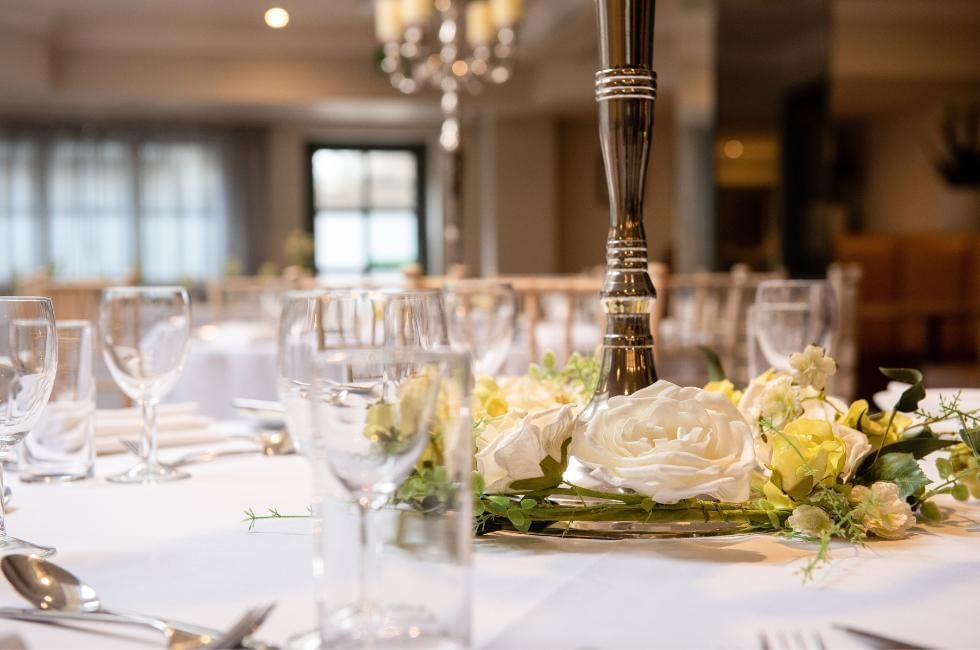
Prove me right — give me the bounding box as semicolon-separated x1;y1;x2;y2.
584;0;658;415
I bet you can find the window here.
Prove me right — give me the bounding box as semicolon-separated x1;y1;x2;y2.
309;145;425;278
0;130;237;285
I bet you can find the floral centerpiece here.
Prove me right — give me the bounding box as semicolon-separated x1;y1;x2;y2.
457;346;979;575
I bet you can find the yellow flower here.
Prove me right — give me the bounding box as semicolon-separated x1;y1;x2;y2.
473;376;509;420
768;418;846;499
839;399;911;448
704;379;743;406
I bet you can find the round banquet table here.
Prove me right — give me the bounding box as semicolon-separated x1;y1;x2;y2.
1;439;978;650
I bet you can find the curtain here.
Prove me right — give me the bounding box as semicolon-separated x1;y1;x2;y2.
0;126;262;286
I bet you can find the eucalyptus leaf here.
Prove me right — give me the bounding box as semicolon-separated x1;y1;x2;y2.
960;426;980;456
865;452;931;500
506;507;529;531
698;346;727;382
879;368;926;413
857;436;958;475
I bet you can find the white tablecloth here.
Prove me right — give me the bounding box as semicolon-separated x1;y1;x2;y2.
3;443;978;649
166;328;278;420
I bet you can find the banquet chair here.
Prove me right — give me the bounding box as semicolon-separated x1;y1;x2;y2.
827;262;862;400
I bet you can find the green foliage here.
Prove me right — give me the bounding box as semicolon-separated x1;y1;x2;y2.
697;345;727;382
528;351;600;397
863;452;930;500
879;368;926;413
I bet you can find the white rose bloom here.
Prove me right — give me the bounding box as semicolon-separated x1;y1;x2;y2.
799;390;872;481
476;404;575;492
570;380;756;504
850;482;915;540
738;373;801;465
787;504;833;538
789;344;837;390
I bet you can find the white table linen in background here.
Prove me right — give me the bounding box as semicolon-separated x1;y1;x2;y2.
165;323;278;420
1;441;977;649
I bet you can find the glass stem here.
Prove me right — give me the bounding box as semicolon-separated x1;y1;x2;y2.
357;499;375;624
140;400;158;468
0;451;7;535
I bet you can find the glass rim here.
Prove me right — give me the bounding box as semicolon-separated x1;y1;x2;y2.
0;296;53;303
102;285;189;294
315;346;469;364
283;287;441;300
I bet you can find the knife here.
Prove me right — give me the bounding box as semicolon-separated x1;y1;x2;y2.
835;624;932;650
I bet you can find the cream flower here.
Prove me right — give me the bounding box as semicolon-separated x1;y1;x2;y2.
498;375;582;415
787;504;833;538
475;405;575;492
570;380;756;504
789;344;837;391
850;482;915;539
738;371;801;434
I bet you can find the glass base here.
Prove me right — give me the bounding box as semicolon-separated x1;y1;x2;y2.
286;606;464;650
20;470;92;484
0;531;56;557
107;461;190;484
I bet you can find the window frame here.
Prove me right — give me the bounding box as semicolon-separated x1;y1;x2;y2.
305;142;427;276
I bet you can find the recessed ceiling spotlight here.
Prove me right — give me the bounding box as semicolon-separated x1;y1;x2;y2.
264;7;290;29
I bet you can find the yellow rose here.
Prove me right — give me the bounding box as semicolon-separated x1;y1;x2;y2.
473;376;509;420
704;379;743;406
768;418;846;499
839;399;911;448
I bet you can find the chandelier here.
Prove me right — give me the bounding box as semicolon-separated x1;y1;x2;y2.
374;0;524;151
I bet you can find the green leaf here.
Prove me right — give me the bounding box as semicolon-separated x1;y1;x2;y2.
542;350;557;370
640;498;654;513
920;500;942;522
506;507;529;531
697;346;727;382
472;472;486;495
857;436;958;476
486;496;511;515
520;498;537;510
879;368;926;413
936;457;953;479
866;452;931;500
952;484;970;501
960;426;980;456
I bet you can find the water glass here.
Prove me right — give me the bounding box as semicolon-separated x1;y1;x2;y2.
311;348;472;649
748;280;837;379
0;297;58;556
21;320;96;482
443;280;518;375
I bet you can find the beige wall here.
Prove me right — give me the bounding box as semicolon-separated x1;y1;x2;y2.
556;97;676;273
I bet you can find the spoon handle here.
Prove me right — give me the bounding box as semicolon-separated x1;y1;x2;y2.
0;607;148;628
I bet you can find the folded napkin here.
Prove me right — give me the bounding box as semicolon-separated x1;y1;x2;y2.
95;402;226;455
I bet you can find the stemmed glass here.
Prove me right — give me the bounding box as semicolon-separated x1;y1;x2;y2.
312;347;467;646
278;288;448;649
100;287;191;484
0;297;58;555
748;280;837;377
443;280;518;375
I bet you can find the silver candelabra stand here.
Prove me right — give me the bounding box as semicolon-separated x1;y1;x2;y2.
374;0;524;266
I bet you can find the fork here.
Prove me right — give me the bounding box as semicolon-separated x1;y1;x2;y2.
758;629;826;650
211;603;276;649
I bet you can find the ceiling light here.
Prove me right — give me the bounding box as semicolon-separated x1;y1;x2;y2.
264;7;290;29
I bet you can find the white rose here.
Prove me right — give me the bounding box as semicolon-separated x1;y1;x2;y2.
850;481;915;540
787;504;833;538
798;390;872;482
738;372;801;465
569;380;756;504
476;405;575;492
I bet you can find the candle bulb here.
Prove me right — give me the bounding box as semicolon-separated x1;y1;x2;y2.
375;0;403;41
400;0;433;25
491;0;523;27
466;0;494;46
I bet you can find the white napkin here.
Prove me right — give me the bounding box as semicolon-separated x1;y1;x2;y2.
95;402;226;455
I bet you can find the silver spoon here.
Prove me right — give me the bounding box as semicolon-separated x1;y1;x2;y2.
120;431;295;469
0;554;223;649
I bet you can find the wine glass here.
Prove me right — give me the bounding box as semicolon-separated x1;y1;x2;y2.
278;288;448;649
749;280;837;377
312;347;467;645
0;297;58;555
100;286;191;484
443;280;518;375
